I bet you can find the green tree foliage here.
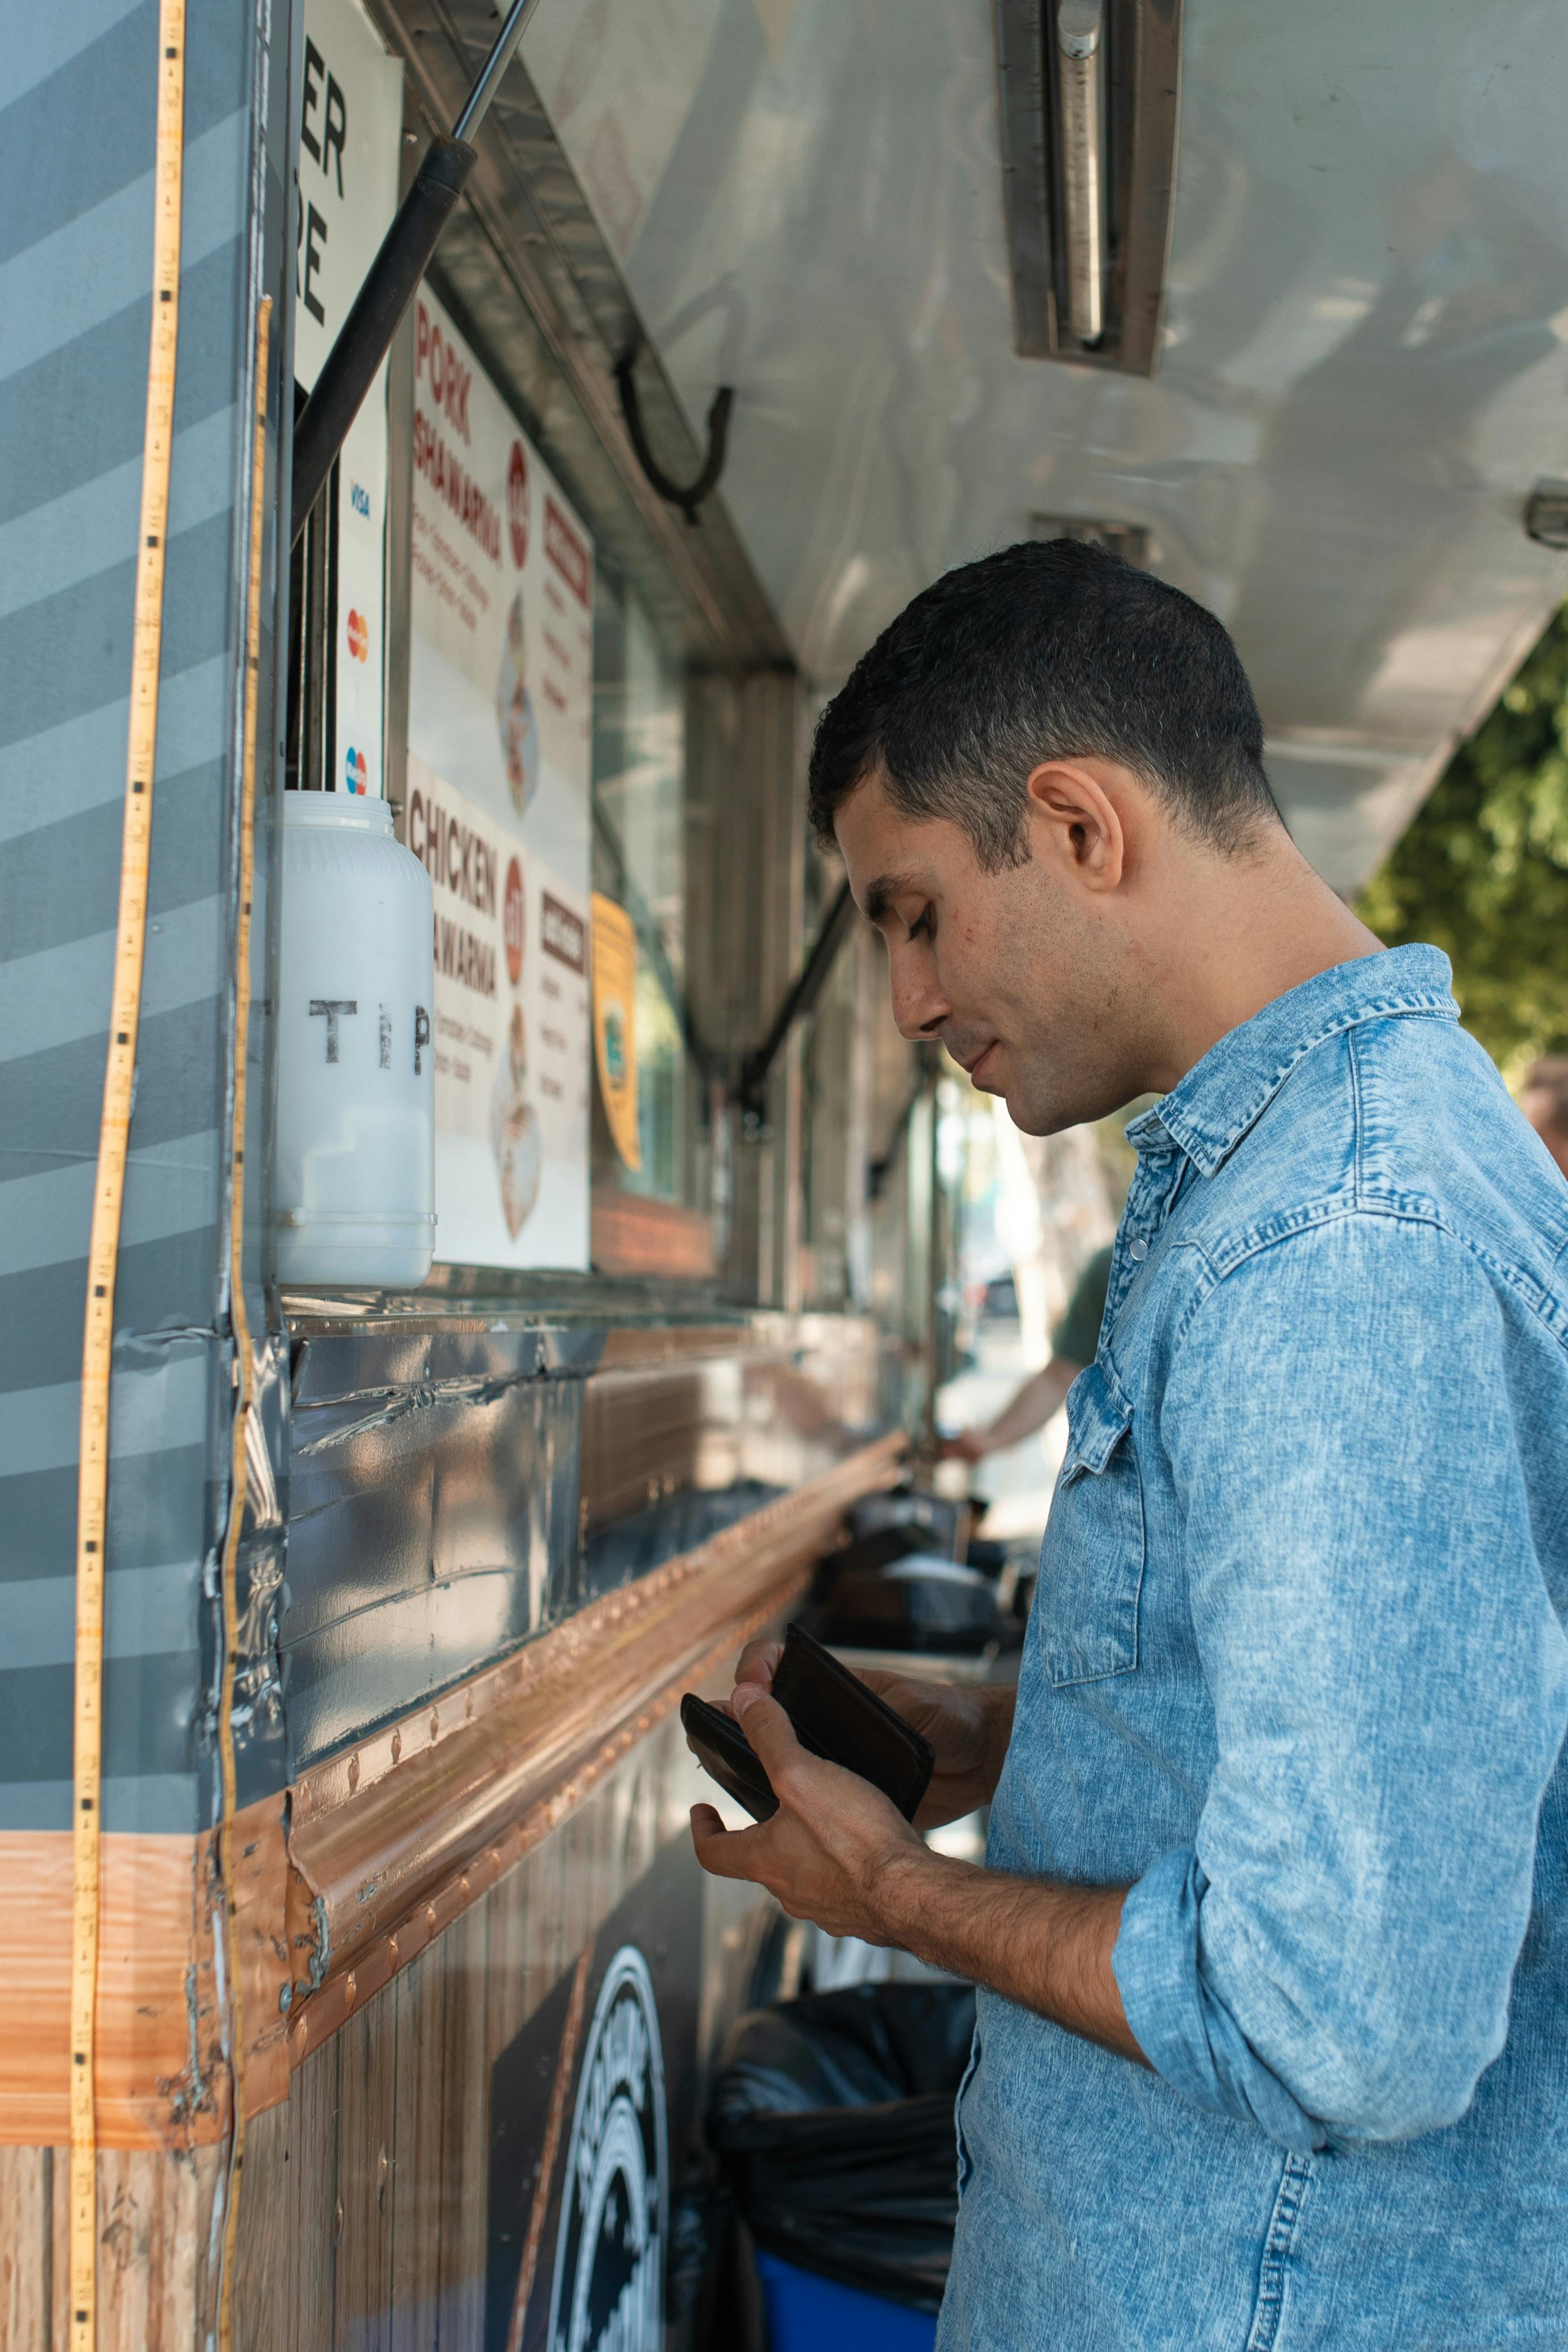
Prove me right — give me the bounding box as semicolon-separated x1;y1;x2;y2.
1357;604;1568;1078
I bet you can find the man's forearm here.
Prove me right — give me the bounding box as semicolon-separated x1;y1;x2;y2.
879;1847;1146;2067
975;1356;1079;1453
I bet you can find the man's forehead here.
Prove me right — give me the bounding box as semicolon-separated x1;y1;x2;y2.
834;774;945;914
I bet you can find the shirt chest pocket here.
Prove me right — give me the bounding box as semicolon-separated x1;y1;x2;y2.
1041;1361;1147;1687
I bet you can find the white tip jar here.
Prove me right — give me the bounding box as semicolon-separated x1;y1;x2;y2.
273;792;436;1287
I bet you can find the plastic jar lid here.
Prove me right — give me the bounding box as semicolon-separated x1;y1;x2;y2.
282;789;394;834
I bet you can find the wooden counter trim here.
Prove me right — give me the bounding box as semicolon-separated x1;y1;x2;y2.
0;1435;901;2143
282;1432;904;2076
0;1790;290;2150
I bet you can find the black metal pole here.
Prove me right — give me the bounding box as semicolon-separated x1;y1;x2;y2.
735;878;857;1131
291;137;474;545
290;0;548;548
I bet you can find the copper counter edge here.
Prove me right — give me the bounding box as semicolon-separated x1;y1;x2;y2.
278;1433;904;2085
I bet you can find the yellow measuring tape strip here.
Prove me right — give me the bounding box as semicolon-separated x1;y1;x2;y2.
215;288;272;2352
70;4;185;2345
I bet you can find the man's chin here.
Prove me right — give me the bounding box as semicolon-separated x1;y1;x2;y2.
999;1079;1085;1139
996;1077;1039;1133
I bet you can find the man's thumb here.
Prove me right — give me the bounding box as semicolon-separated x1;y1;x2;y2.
731;1682;801;1777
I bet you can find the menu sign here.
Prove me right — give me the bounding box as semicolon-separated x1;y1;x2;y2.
408;290;595;1269
295;0;402;797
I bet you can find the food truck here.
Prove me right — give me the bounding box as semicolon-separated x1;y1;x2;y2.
2;0;1566;2344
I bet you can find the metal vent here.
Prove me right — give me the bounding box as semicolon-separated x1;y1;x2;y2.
995;0;1183;376
1524;481;1568;550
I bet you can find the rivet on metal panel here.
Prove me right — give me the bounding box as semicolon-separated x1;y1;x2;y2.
391;1730;403;1765
387;1935;399;1969
344;1971;357;2011
430;1710;440;1741
426;1903;437;1931
346;1754;360;1794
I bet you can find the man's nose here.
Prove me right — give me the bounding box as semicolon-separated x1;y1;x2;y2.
890;955;950;1043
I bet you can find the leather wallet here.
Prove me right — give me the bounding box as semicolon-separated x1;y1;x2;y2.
681;1621;934;1824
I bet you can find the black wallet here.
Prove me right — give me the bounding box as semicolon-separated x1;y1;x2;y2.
681;1621;934;1823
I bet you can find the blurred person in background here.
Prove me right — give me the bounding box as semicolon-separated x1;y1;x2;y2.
1521;1055;1568;1178
941;1242;1112;1464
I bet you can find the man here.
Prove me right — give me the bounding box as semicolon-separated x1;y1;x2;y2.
690;542;1568;2346
1521;1054;1568;1179
942;1241;1111;1465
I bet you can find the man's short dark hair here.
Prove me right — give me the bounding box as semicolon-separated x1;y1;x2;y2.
807;539;1281;865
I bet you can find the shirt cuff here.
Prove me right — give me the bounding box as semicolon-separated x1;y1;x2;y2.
1113;1844;1326;2154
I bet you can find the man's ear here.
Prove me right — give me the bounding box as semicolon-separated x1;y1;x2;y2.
1023;759;1127;891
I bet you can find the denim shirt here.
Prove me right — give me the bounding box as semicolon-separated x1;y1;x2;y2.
939;947;1568;2352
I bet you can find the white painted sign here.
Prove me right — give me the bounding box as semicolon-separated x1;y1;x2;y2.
547;1947;667;2352
296;0;403;797
408;290;595;1270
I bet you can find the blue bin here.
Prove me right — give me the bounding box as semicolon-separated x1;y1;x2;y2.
754;2250;939;2352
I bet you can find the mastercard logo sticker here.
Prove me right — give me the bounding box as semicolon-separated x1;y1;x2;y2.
346;608;369;663
344;747;368;795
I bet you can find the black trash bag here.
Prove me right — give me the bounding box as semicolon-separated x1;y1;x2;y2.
708;1981;977;2315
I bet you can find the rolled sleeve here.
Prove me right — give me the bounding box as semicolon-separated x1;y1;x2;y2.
1139;1212;1568;2148
1114;1845;1323;2153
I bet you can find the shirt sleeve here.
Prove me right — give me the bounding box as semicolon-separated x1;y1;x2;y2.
1051;1243;1114;1368
1111;1210;1568;2150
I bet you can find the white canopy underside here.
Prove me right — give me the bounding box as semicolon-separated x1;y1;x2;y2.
522;0;1568;891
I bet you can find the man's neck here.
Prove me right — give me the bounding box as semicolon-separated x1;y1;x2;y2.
1136;838;1384;1096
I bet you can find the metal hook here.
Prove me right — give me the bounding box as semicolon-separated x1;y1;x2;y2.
614;349;734;526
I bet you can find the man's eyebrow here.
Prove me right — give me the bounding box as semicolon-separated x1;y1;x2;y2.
862;870;924;924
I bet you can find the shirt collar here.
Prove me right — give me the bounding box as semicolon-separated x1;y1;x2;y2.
1126;944;1459;1176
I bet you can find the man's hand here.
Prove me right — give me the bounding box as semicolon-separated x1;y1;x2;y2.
690;1651;1146;2069
724;1638;1013;1829
690;1683;926;1941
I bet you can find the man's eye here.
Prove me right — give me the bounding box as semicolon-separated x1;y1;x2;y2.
908;907;933;942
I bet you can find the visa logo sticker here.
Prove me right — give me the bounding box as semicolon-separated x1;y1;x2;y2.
350;480;370;518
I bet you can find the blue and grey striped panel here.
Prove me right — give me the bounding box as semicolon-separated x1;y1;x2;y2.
0;1;259;1835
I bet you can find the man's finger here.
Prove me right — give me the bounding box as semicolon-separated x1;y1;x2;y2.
731;1684;810;1790
733;1638;783;1691
689;1802;770;1882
